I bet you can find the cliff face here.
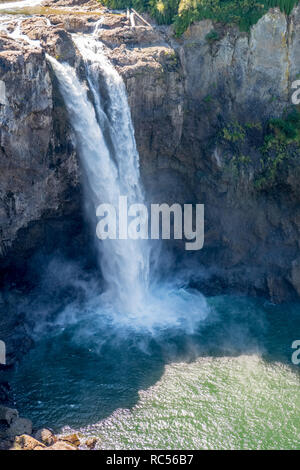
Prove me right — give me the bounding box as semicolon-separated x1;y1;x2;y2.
177;7;300;301
0;3;300;301
99;6;300;301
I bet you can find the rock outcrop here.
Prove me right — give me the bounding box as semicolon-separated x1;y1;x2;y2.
0;406;91;450
0;26;80;282
164;7;300;301
0;405;18;424
0;405;32;442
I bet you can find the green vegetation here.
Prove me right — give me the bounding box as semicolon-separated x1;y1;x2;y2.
255;109;300;189
205;30;220;43
217;109;300;190
174;0;267;36
203;94;213;103
101;0;299;36
268;109;300;140
222;121;246;143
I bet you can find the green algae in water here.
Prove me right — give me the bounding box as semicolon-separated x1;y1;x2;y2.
91;356;300;450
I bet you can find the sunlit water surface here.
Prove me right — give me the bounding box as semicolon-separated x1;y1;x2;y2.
9;294;300;450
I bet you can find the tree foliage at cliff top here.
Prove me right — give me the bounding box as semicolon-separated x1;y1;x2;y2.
101;0;299;35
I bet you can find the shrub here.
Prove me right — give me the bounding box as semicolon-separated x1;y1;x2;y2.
269;109;300;140
99;0;299;37
255;108;300;189
205;30;220;43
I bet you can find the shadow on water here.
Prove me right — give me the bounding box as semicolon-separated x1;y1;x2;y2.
3;253;300;432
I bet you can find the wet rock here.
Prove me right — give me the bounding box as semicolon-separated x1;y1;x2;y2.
0;406;18;425
0;421;8;440
46;14;99;33
60;433;81;447
35;428;57;446
6;417;33;438
100;15;128;30
46;440;78;450
20;19;78;65
12;434;46;450
85;437;97;449
0;438;14;450
97;25;162;47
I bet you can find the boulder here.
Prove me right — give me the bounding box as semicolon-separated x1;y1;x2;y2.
6;418;32;438
35;428;56;446
0;438;14;450
47;14;101;33
12;434;46;450
20;22;77;66
85;437;97;449
60;433;81;447
0;406;18;425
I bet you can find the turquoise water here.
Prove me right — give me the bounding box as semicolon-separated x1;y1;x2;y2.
10;292;300;450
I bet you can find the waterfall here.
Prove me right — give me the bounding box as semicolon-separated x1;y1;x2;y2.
47;37;149;316
47;29;208;331
0;15;210;333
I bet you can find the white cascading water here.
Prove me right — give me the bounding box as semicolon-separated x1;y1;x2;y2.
0;11;209;330
47;26;209;331
47;34;149;316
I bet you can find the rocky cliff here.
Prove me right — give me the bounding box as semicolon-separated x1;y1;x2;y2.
0;1;300;302
0;27;80;276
